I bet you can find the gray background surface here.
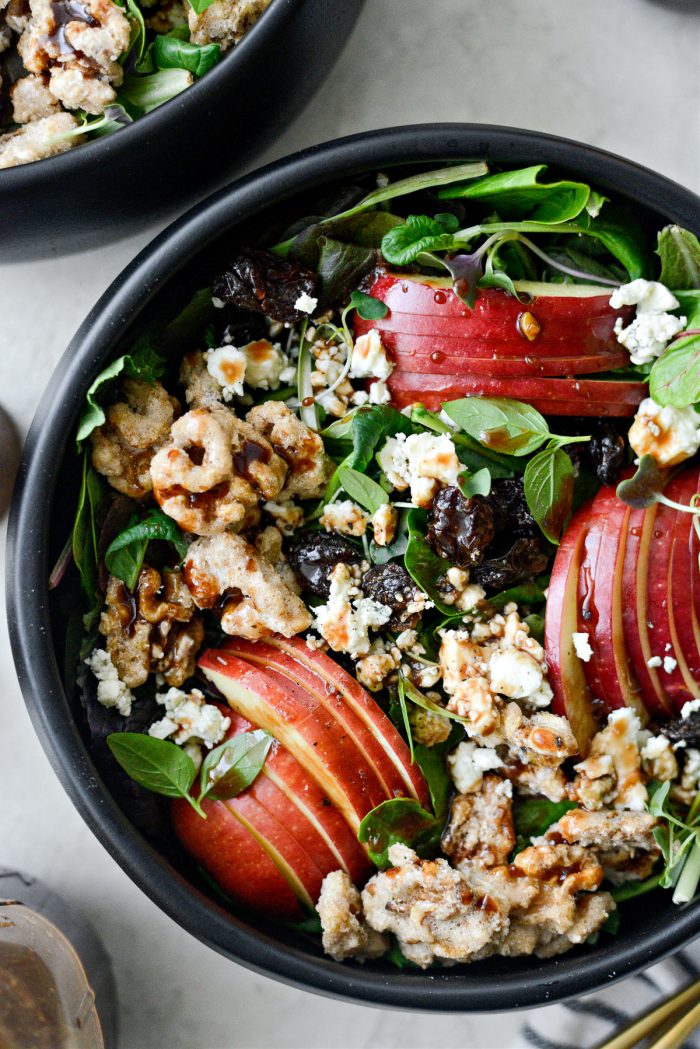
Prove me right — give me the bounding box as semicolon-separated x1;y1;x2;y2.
1;1;699;1046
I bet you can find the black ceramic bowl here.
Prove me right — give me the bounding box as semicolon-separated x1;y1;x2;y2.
8;124;700;1010
0;0;363;261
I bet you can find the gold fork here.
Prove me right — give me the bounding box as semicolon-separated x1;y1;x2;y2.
596;977;700;1049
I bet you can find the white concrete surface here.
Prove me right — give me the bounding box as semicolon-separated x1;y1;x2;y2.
1;1;698;1046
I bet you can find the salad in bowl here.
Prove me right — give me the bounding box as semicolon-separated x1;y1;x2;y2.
51;158;700;972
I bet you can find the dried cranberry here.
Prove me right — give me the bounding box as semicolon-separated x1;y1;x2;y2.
212;249;319;324
488;477;538;539
662;713;700;749
427;487;495;568
288;530;361;598
362;562;421;631
472;537;550;590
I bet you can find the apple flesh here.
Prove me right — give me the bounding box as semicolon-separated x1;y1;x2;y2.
171;710;372;920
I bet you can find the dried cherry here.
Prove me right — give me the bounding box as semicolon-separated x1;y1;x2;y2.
288;529;362;598
663;712;700;749
362;562;421;631
427;487;495;567
488;477;538;539
472;537;550;590
212;249;319;323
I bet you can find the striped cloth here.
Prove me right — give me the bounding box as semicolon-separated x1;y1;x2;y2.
515;947;700;1049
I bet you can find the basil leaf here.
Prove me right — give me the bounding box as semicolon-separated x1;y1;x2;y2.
442;397;550;457
523;445;574;544
349;290;389;321
76;342;165;444
337;465;388;514
153;34;221;77
404;509;456;616
120;69;193;113
358;798;441;869
649;332;700;408
105;508;189;589
438;165;592;224
657;226;700;290
616;455;670;509
107;732;198;798
200;730;272;801
381;215;456;266
513;797;577;852
458;467;491;498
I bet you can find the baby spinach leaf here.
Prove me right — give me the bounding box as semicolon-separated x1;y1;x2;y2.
512;797;576;853
404;509;456;616
438;165;592;224
524;613;545;643
105;508;189;590
381;215;456;266
385;941;421;969
649;332;700;408
414;723;463;822
349;289;389;321
153;33;221;77
488;577;548;611
76;342;165;444
106;733;204;815
523;445;574;544
337;465;388;514
616;455;669;509
358;798;441;869
657;225;700;290
200;730;272;802
120;68;193;113
442;397;550;457
458;467;491;498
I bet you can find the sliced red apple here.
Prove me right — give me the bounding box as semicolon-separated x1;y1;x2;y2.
545;503;599;753
222;636;428;804
670;465;700;690
386;373;647;417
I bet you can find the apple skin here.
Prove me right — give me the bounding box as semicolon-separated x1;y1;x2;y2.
545;503;599;754
671;465;700;689
171;711;372;920
199;650;394;829
356;273;632;358
222;635;429;805
385;372;647;417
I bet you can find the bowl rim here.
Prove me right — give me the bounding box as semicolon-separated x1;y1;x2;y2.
8;123;700;1011
0;0;296;182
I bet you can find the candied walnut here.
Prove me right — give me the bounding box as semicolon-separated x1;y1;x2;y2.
446;676;501;739
150;406;286;535
361;562;422;631
472;537;550;590
254;525;299;594
504;763;569;803
553;808;660;882
510;843;604;936
503;705;578;767
316;871;388;963
361;844;508;969
4;0;30;34
246;401;331;500
91;379;178;499
287;529;362;599
179;351;223;409
427;488;495;568
500;891;615;959
0;111;82;167
409;705;451;747
11;73;60;122
356;644;401;693
188;0;271;49
212;247;319;322
99;566;203;688
442;775;515;870
184;532;312;639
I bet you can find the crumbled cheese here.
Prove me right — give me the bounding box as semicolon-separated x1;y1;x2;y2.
610;279;680;314
572;631;593;663
663;656;678;674
448;740;503;794
148;687;230;747
294;292;318;315
488;648;543;701
641;735;671;761
211;296;226;309
349;329;394;380
682;699;700;719
85;648;134;716
647;655;663;668
314;563;392;658
628;398;700;467
205;345;247;400
320;499;369;537
351;389;370;407
371;502;398;546
614;312;686;366
264;499;305;536
368;378;391;404
442;568;487;613
377;432;460;507
240;340;290;390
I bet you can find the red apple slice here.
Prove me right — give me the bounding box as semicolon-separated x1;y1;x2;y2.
222;636;426;803
670;466;700;688
199;650;403;832
386;373;647;417
545;503;599;753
